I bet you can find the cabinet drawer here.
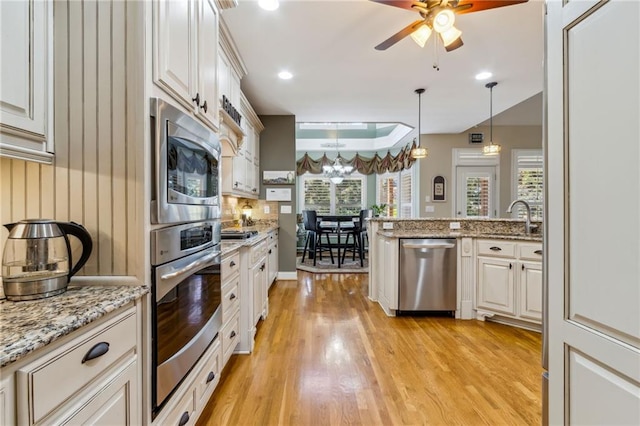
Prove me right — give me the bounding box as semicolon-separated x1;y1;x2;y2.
18;308;136;424
221;312;239;366
221;252;240;278
477;240;517;258
251;240;267;265
519;243;543;261
222;276;240;324
195;340;222;411
155;386;195;426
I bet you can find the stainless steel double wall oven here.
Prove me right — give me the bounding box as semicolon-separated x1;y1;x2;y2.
150;98;223;416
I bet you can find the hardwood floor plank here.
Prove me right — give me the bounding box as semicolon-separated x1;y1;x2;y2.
197;272;541;425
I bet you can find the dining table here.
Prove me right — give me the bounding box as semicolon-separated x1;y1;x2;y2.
317;215;359;268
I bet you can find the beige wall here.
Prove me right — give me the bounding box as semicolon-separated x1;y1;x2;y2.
416;125;542;218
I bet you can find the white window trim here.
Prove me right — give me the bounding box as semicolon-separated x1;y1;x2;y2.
297;172;367;214
511;149;543;219
451;148;500;217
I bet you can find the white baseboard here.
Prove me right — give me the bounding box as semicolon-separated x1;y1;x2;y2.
277;271;298;281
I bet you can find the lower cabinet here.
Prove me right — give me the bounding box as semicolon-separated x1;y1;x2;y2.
2;304;141;426
476;239;542;326
376;236;398;314
267;230;279;287
237;237;269;353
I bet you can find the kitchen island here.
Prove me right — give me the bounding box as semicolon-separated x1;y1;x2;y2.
368;218;543;330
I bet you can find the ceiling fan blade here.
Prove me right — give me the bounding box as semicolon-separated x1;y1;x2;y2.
453;0;528;15
375;19;427;51
369;0;419;12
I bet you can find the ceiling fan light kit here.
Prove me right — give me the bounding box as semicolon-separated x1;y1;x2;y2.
372;0;528;53
411;88;428;159
482;81;501;156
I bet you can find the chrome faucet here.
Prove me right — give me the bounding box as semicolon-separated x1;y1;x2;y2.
507;199;538;235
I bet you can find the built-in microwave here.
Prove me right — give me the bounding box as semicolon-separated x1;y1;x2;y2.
150;98;221;224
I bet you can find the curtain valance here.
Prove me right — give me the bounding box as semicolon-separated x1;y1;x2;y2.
296;140;417;176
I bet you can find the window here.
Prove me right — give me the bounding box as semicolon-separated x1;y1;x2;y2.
512;150;543;220
376;169;414;218
299;174;366;215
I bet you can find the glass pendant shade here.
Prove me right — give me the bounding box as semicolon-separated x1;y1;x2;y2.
410;25;432;48
482;143;501;155
440;26;463;51
411;146;428;159
433;9;455;33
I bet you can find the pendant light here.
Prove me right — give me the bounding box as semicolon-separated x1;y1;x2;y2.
322;124;354;184
482;82;501;156
410;88;428;159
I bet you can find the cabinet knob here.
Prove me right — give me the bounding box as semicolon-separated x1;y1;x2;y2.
82;342;110;363
522;264;525;271
489;246;502;251
178;411;190;426
230;293;236;300
230;261;236;267
206;371;216;384
268;249;272;254
230;330;236;339
192;93;200;106
200;100;208;113
509;263;513;269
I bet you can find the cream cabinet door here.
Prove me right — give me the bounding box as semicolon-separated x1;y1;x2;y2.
518;261;542;322
153;0;196;110
547;1;640;423
476;257;515;316
195;0;219;129
0;0;53;163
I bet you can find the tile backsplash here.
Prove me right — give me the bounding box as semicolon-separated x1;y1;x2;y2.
222;196;279;226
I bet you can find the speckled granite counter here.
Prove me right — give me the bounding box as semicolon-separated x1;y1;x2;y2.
0;285;149;368
371;217;542;242
220;224;279;256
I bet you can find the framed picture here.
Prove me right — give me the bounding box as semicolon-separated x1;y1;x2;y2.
263;170;295;185
433;175;446;202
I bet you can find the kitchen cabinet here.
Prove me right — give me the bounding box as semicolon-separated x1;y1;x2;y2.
220;250;240;366
475;239;542;326
237;237;268;353
3;304;141;425
267;230;279;287
375;235;399;315
0;0;54;164
217;29;245;154
221;92;263;199
153;0;220;131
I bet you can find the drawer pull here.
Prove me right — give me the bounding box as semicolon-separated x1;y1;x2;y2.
81;342;110;363
509;263;513;269
269;249;272;254
489;246;502;251
229;293;237;300
178;411;190;426
534;249;543;255
206;371;216;384
522;264;525;271
230;261;236;267
230;330;236;339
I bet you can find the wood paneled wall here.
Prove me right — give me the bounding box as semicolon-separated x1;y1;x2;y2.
0;0;144;280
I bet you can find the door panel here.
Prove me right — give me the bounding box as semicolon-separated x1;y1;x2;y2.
456;166;496;218
546;0;640;423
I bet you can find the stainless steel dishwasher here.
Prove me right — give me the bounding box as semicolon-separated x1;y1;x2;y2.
398;238;457;313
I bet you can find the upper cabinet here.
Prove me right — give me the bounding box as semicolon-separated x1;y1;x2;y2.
217;20;246;155
153;0;220;131
0;0;54;164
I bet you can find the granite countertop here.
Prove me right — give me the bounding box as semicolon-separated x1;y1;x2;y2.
0;285;149;368
378;230;542;242
220;224;279;256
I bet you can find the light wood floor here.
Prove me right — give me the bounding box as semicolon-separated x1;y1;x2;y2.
197;272;542;426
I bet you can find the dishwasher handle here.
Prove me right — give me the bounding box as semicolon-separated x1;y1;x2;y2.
402;242;456;250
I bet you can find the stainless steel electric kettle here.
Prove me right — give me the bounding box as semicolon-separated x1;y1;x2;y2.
2;219;93;301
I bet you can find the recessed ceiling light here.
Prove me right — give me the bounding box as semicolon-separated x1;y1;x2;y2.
475;71;493;80
278;71;293;80
258;0;279;11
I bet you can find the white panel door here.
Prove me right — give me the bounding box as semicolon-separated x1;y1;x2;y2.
455;166;496;218
546;0;640;424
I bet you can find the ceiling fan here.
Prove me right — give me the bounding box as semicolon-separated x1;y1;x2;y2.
371;0;528;52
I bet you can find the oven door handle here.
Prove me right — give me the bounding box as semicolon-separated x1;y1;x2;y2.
160;250;218;282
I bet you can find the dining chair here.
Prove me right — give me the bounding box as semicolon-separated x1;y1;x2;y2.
340;209;372;267
301;210;334;266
